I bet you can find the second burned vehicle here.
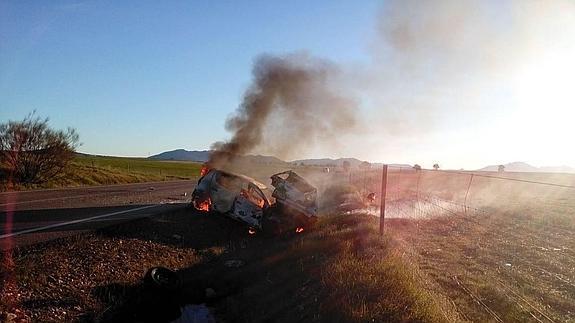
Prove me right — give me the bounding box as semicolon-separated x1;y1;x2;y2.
191;168;318;234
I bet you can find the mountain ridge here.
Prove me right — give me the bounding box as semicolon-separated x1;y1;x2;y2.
478;161;575;173
148;149;407;167
148;150;573;173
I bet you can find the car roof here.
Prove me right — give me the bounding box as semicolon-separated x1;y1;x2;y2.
271;170;316;193
212;169;268;190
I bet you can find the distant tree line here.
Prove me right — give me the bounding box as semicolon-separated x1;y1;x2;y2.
0;113;79;186
412;163;440;171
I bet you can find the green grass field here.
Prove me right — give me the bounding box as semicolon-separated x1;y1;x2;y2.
6;155;203;190
74;154;202;179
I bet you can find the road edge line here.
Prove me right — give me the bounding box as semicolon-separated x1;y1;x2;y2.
0;205;158;239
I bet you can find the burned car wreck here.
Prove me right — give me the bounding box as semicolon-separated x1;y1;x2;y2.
191;168;318;234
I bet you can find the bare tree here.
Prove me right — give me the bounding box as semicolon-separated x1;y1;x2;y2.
0;113;80;184
433;163;440;170
498;165;505;172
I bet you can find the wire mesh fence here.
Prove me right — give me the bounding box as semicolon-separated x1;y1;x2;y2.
343;164;575;321
344;164;575;223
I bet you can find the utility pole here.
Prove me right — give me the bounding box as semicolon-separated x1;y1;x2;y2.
379;164;388;235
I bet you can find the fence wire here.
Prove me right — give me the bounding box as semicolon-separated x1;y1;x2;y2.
344;165;575;220
344;165;575;322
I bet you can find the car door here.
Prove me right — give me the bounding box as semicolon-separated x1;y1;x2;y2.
231;182;264;228
210;172;241;213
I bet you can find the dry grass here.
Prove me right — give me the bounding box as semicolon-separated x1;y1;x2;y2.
209;213;455;322
1;208;455;322
311;215;456;322
339;168;575;322
390;211;575;322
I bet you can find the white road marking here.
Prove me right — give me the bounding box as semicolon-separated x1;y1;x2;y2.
0;205;158;239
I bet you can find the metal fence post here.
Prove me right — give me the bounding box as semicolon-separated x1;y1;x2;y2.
464;174;474;214
380;164;388;235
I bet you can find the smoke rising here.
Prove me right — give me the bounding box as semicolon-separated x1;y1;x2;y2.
208;54;358;168
353;0;575;167
208;0;575;169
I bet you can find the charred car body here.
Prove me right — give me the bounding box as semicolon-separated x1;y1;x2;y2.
192;169;318;233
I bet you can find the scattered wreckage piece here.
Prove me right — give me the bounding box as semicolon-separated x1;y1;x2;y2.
336;191;379;215
270;171;318;218
191;168;318;234
269;170;318;231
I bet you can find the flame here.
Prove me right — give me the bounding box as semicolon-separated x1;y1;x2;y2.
200;165;210;177
241;189;265;209
193;197;211;212
367;192;376;203
295;227;304;233
248;228;256;235
256;199;265;208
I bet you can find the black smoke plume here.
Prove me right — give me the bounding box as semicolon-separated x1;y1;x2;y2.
208;54;357;168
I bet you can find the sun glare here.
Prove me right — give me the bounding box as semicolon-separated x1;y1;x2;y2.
511;48;575;164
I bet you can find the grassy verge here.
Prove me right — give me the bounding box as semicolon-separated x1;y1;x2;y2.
5;155;202;190
1;210;455;322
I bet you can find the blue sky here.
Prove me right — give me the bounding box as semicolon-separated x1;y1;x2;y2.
1;0;378;156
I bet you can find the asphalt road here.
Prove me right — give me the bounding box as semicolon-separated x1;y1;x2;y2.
0;180;197;249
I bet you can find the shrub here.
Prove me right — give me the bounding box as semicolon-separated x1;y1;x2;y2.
0;113;79;184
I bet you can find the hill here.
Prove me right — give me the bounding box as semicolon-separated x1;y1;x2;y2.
148;149;211;162
149;149;412;169
148;149;286;164
290;157;364;167
236;154;286;164
290;158;411;169
479;161;575;173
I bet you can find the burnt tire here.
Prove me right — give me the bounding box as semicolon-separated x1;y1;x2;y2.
144;267;181;291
